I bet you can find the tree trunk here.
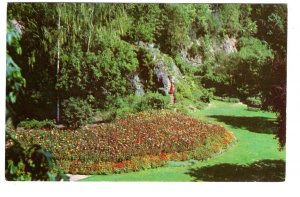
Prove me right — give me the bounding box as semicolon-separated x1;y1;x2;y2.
56;8;61;124
87;7;94;52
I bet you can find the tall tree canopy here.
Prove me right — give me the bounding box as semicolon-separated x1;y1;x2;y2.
7;3;287;147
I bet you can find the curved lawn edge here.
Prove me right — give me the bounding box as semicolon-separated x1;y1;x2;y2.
80;101;285;182
10;110;236;175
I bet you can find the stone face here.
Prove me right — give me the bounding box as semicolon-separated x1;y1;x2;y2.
154;59;171;95
130;36;237;96
219;36;237;55
10;19;25;35
132;42;182;96
152;52;182;95
180;46;202;67
131;73;145;96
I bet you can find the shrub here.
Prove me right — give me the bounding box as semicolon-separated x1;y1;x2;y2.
247;106;260;112
213;96;240;103
198;88;214;103
231;98;240;103
176;77;213;104
18;119;55;129
5;133;68;181
174;98;207;114
245;96;262;108
115;92;170;118
174;55;197;75
12;110;236;175
143;92;170;110
176;82;194;100
175;80;212;113
61;97;94;128
188;43;201;58
94;110;116;123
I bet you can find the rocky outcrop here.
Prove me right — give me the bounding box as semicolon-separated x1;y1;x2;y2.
213;36;237;55
180;49;202;66
220;36;237;55
152;50;182;95
131;73;145;96
130;35;237;96
180;41;202;66
131;41;182;96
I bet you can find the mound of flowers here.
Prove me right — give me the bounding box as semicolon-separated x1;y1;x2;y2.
10;110;236;175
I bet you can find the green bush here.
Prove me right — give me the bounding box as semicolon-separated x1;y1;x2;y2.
213;96;240;103
174;99;206;114
245;96;262;108
5;133;68;181
247;106;260;111
61;97;94;128
94;110;116;123
115;92;170;118
188;43;200;58
175;79;212;113
174;55;197;75
227;97;240;103
176;81;195;101
198;88;214;103
18;119;55;129
144;92;170;110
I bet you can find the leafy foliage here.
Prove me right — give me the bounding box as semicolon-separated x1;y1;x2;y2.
124;4;161;43
18;119;55;129
5;133;68;181
156;4;196;56
6;19;68;181
6;21;26;122
113;92;170;118
61;97;94;128
174;55;198;75
245;97;262;108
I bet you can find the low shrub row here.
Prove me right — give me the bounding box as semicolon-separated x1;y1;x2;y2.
18;119;55;129
61;97;94;128
113;93;170;118
10;110;235;175
213;96;240;103
245;96;262;108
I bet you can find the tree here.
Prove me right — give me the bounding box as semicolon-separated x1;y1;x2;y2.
124;4;161;43
7;3;58;121
6;20;25;124
156;4;196;56
230;37;274;99
251;4;287;147
56;4;61;123
6;19;68;181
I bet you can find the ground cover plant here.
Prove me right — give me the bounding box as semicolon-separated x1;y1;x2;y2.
80;100;285;181
10;110;235;175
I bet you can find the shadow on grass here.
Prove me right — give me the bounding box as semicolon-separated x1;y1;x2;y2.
187;160;285;182
208;115;278;134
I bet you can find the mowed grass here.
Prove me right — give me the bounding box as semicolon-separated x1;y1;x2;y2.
80;100;285;181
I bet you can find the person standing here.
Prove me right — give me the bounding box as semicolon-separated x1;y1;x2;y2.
169;78;176;104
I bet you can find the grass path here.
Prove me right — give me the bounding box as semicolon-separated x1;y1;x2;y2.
81;100;285;181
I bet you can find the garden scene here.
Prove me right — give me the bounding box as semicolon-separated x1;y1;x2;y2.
6;3;286;181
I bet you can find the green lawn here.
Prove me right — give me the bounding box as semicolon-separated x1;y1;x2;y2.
80;100;285;182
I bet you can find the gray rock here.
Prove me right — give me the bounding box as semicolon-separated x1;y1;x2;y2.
180;46;202;66
221;36;237;55
131;42;183;96
131;73;145;96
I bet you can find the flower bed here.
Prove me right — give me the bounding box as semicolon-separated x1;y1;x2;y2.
10;110;236;175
